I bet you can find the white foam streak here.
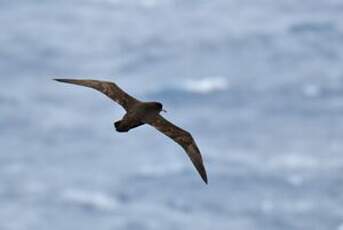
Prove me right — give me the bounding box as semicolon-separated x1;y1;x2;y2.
139;162;185;176
185;77;229;93
303;84;321;98
61;189;118;211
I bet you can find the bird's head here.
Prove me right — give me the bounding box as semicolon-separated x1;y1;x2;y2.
153;102;167;113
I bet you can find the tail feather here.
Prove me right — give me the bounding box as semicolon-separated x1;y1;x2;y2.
114;121;122;129
114;120;144;132
114;120;129;132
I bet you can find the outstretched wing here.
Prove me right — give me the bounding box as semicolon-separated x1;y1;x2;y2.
147;115;208;184
54;79;139;111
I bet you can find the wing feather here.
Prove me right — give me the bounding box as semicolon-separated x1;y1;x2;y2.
54;79;139;111
147;115;208;184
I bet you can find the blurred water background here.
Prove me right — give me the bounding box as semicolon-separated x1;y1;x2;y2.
1;0;343;229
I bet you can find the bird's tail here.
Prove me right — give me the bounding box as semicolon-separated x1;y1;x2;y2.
114;120;129;132
114;120;122;129
114;119;144;132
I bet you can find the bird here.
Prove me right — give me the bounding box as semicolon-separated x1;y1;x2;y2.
54;79;208;184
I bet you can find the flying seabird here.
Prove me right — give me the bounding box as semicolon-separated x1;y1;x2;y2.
54;79;208;184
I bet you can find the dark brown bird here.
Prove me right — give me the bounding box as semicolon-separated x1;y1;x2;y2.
54;79;208;184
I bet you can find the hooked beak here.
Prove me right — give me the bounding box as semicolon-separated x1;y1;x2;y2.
162;109;167;113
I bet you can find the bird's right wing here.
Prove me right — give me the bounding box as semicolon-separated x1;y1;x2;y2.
54;79;139;111
147;115;208;184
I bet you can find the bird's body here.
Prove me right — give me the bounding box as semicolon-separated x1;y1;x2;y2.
55;79;208;184
115;102;162;132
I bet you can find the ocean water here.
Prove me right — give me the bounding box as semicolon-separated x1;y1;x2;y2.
1;0;343;229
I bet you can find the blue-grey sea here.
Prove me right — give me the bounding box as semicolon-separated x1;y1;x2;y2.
1;0;343;229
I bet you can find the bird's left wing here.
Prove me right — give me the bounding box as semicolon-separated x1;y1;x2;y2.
147;115;208;184
54;79;139;111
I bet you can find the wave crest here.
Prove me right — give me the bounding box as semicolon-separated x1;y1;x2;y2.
184;77;229;93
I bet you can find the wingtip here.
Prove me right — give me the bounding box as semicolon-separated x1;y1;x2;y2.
196;163;208;185
53;78;68;82
193;160;208;185
197;166;208;185
53;79;80;85
202;174;208;185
